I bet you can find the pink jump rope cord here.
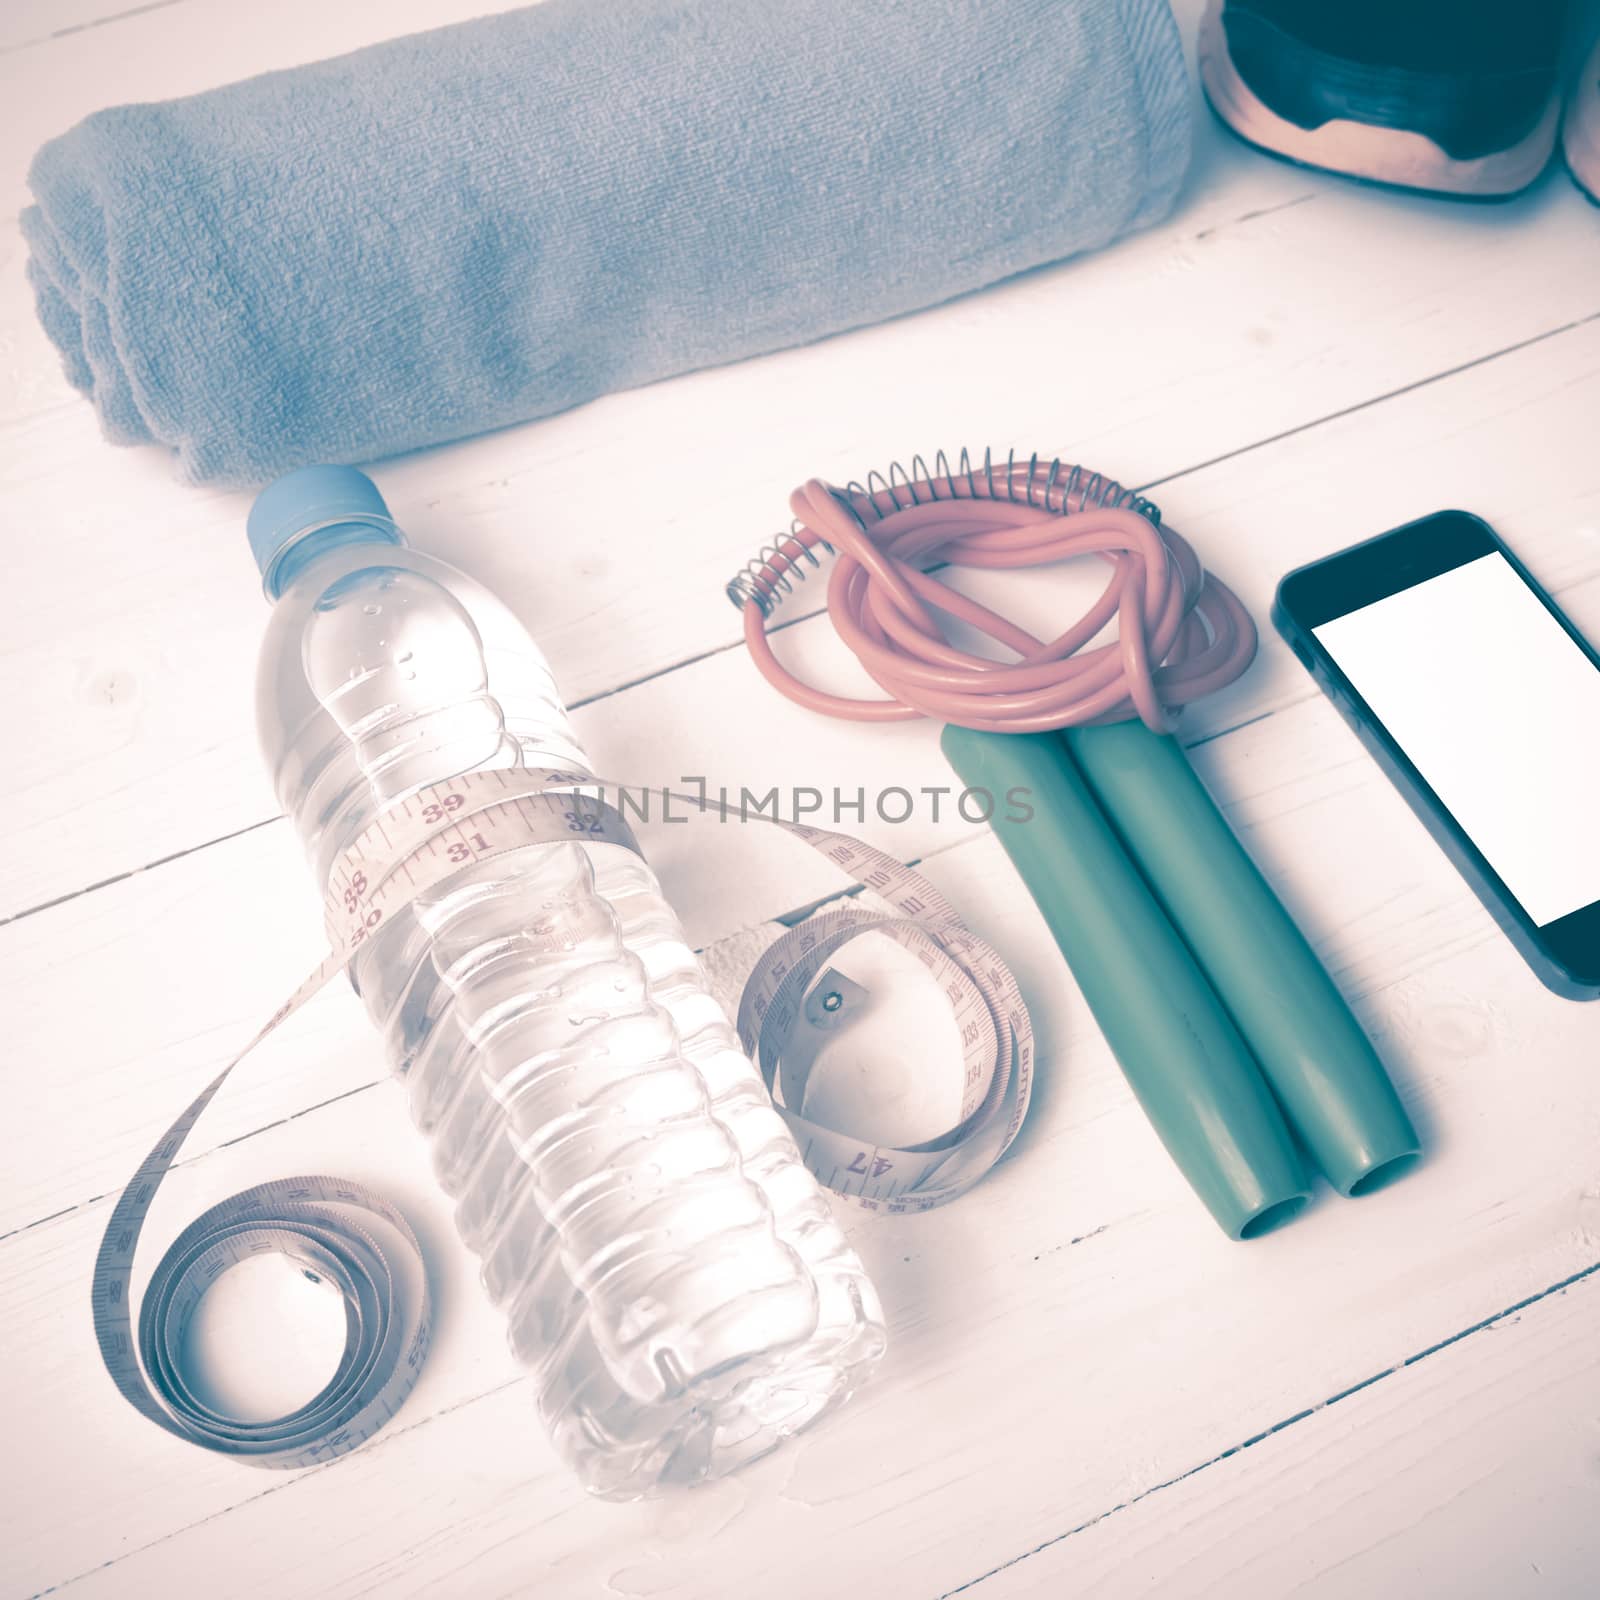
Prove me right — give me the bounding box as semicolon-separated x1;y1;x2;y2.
738;458;1257;733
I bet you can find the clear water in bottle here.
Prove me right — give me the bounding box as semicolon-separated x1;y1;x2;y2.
248;467;886;1497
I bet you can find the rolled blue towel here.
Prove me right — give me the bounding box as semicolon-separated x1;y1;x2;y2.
21;0;1190;486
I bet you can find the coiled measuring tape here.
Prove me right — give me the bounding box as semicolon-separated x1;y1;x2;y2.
94;768;1033;1467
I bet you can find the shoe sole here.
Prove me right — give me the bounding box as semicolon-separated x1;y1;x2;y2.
1199;0;1559;199
1563;39;1600;205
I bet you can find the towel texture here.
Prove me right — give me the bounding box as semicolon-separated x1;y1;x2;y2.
22;0;1190;485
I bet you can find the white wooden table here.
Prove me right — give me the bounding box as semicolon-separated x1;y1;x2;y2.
4;2;1599;1596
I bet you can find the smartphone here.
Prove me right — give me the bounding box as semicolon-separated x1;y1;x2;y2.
1274;510;1600;1001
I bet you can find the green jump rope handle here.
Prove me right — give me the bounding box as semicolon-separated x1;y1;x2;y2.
942;726;1311;1240
1065;721;1420;1196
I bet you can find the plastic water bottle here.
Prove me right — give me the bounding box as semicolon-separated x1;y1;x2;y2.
247;466;886;1497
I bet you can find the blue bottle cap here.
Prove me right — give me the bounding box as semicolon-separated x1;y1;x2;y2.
247;465;401;598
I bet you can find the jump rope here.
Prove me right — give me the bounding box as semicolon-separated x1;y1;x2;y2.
733;450;1254;732
727;449;1419;1240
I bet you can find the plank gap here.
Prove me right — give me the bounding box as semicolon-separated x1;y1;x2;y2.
938;1259;1600;1598
0;0;187;56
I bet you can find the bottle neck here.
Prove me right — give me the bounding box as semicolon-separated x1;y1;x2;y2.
266;521;405;599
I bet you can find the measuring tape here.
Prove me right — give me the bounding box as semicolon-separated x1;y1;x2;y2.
94;767;1033;1466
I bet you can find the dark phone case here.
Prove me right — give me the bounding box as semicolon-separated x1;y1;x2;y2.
1274;511;1600;1002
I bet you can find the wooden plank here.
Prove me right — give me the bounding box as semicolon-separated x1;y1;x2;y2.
7;542;1600;1589
5;888;1595;1598
972;1268;1600;1599
0;1;190;58
0;668;1507;1237
1;0;1596;917
4;258;1596;1600
5;315;1598;1238
2;285;1597;930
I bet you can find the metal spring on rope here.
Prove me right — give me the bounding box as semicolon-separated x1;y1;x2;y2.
725;448;1160;617
725;521;831;616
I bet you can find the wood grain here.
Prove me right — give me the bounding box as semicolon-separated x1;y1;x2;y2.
973;1267;1600;1599
4;316;1597;1239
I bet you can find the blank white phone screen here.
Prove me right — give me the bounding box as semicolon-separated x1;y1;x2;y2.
1313;552;1600;928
